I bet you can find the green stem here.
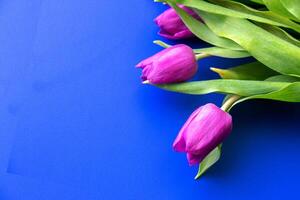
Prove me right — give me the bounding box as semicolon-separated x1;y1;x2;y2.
195;53;210;60
221;95;240;112
153;40;171;48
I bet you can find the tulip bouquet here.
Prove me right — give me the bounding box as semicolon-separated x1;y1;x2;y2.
136;0;300;179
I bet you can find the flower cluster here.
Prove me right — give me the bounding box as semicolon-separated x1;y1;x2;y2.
136;6;233;174
136;1;300;179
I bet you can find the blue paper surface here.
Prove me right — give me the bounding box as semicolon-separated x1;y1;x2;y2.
0;0;42;172
1;0;300;199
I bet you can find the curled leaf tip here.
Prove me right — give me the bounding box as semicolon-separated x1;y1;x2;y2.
210;67;220;72
210;67;225;76
194;173;201;180
194;169;204;180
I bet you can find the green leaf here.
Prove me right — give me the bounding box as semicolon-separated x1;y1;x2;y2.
280;0;300;20
195;145;222;179
194;47;250;58
265;75;300;82
254;22;300;47
197;11;300;77
156;79;289;96
168;0;300;32
208;0;300;29
262;0;298;20
228;75;300;110
211;62;278;80
251;0;264;5
153;40;249;58
167;2;243;50
249;82;300;102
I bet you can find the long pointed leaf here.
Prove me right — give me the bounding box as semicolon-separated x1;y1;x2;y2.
197;11;300;76
280;0;300;20
229;75;300;110
254;22;300;47
156;79;289;96
262;0;298;21
211;62;278;80
252;82;300;102
169;0;300;32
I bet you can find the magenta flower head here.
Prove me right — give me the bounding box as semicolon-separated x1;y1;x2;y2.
136;44;197;84
154;5;200;40
173;103;232;165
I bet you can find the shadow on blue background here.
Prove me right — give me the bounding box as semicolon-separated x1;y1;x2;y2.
0;0;300;199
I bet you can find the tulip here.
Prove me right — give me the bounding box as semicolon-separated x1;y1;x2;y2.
173;103;232;165
154;5;200;40
136;44;198;84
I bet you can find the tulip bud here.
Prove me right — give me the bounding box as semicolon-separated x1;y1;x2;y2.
136;44;198;84
154;5;200;40
173;103;232;165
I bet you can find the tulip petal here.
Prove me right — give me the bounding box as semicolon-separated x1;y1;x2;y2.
173;107;203;152
185;104;232;156
136;44;197;84
136;48;168;69
141;65;153;81
158;30;178;40
149;45;197;84
173;29;194;39
154;5;198;40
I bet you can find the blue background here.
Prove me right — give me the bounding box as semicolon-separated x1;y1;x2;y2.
0;0;300;199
